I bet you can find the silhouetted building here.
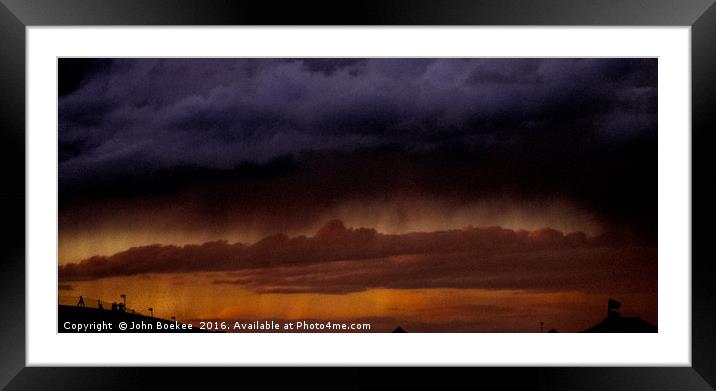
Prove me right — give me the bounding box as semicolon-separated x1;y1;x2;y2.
582;299;656;333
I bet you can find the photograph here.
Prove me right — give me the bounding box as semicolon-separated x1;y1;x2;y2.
2;0;714;386
57;57;658;333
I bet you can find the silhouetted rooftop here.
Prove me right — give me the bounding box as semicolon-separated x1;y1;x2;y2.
582;313;657;333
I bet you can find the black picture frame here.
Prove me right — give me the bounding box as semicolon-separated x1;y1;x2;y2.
1;0;714;389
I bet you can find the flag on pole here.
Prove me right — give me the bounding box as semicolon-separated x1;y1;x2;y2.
608;298;622;311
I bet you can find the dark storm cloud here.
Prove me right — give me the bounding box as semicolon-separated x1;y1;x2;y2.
59;58;655;168
58;220;654;296
58;58;657;240
291;58;368;75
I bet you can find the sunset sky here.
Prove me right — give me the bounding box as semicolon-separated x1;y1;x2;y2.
58;58;657;332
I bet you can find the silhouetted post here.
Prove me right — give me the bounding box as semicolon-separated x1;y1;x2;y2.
540;322;544;333
120;294;126;307
148;308;153;317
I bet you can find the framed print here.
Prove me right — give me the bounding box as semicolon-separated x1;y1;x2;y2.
54;56;662;337
1;0;715;389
